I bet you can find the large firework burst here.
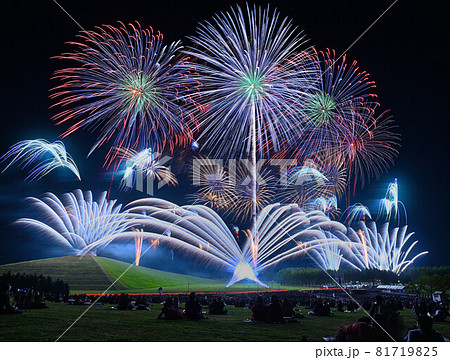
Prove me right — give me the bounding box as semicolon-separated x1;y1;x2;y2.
184;5;316;158
293;48;378;158
50;21;194;164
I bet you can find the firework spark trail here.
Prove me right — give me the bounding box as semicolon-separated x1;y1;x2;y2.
279;0;399;122
275;1;400;197
344;109;400;191
183;5;317;158
292;48;378;159
279;163;327;206
1;139;80;181
377;177;406;225
342;203;372;226
230;164;276;223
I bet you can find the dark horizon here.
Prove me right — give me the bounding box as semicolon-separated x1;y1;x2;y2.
0;0;448;268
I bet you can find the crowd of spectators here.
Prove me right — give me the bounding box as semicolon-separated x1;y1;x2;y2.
0;283;49;312
1;281;448;341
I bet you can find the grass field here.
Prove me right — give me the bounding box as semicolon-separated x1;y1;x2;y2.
0;255;298;293
0;302;448;342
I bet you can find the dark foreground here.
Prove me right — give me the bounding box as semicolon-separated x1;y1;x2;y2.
1;302;448;342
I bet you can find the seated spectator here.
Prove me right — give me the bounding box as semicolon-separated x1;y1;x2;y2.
309;300;332;316
336;300;344;312
185;292;203;320
334;317;379;342
251;296;267;322
135;295;150;310
267;295;284;323
0;283;21;314
158;297;183;320
173;296;180;309
385;311;404;341
346;301;357;313
117;293;133;310
371;313;391;341
209;297;227;315
281;298;295;317
405;315;445;342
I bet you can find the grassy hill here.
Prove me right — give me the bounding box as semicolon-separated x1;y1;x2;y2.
0;255;114;291
0;255;274;293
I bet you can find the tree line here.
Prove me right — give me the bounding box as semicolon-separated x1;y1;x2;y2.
276;266;450;287
0;272;70;296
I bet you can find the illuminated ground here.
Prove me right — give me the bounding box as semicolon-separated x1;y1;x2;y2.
0;302;448;341
0;255;295;293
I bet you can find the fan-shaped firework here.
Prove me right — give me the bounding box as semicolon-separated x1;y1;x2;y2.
81;199;345;287
190;157;236;210
115;147;177;191
1;139;80;181
342;221;427;274
308;230;344;271
15;190;131;255
344;110;400;190
292;48;377;159
50;21;194;163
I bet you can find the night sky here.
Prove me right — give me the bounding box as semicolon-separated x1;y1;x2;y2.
0;0;448;268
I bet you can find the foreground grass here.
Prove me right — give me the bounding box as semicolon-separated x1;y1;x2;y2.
0;302;448;342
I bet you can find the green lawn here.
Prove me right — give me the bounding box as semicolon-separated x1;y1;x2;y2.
0;302;448;342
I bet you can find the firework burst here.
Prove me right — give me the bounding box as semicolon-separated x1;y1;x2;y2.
344;110;400;190
344;221;428;274
230;164;276;223
82;199;345;287
292;48;378;159
279;162;327;206
184;4;318;232
50;21;194;164
184;5;316;158
190;157;236;210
